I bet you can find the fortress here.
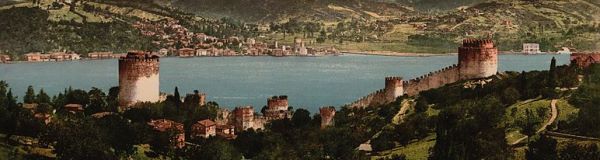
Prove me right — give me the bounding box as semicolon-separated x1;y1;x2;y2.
348;39;498;108
118;51;160;109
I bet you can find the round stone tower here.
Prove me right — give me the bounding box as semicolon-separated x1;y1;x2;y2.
458;39;498;80
118;51;160;109
384;77;404;102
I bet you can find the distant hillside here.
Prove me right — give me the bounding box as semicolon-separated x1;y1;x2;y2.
170;0;411;22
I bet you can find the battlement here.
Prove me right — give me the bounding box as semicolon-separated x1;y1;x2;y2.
268;95;288;101
119;51;160;62
385;76;403;81
461;39;494;48
408;64;459;84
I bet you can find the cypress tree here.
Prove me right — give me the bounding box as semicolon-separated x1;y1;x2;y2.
24;85;36;103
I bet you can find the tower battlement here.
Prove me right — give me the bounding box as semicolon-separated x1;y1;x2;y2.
461;39;495;48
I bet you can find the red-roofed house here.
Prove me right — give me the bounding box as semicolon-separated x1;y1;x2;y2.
191;119;216;139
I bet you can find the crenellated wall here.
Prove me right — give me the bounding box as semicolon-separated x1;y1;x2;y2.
404;64;460;96
347;89;388;108
347;38;498;108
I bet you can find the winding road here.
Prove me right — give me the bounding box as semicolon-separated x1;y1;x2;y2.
510;99;558;145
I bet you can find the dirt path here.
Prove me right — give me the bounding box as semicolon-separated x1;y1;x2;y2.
392;100;412;124
510;99;558;145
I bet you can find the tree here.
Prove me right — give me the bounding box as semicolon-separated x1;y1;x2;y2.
37;88;51;104
94;115;137;156
558;143;600;160
526;135;558;160
185;138;242;160
521;109;542;143
106;86;119;112
41;119;116;159
149;128;181;157
86;87;107;115
65;89;89;105
233;129;264;159
291;108;311;127
24;85;36;103
415;97;429;113
431;97;511;160
548;57;558;88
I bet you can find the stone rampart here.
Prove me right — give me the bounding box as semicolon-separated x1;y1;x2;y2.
404;64;460;96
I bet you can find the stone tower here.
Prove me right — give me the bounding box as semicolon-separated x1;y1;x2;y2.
319;106;336;129
118;51;160;109
458;39;498;80
384;77;404;102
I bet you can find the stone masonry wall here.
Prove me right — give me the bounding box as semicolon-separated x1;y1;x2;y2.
404;64;460;96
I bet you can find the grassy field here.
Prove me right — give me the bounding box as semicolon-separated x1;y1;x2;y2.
556;98;579;122
372;135;436;160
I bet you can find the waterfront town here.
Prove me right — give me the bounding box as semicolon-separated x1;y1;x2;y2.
0;18;342;64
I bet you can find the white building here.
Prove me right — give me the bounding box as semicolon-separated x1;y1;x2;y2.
523;43;541;54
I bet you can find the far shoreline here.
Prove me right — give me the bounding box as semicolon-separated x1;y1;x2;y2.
341;50;456;57
342;50;569;57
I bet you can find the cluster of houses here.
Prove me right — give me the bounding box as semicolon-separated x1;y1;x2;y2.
132;18;340;58
0;54;10;63
23;52;81;62
145;94;338;148
172;36;340;58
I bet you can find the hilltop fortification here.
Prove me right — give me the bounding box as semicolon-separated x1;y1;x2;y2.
348;39;498;108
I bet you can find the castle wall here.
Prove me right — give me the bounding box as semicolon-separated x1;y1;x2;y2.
347;39;498;108
347;89;387;108
118;52;160;108
404;65;460;96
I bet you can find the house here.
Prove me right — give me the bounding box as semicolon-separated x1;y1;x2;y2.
158;48;169;56
49;52;79;61
0;54;11;63
88;52;114;59
571;53;600;68
195;49;208;56
178;48;195;57
191;119;216;139
64;104;84;113
522;43;541;54
24;52;50;62
216;124;236;139
148;119;185;148
34;113;52;124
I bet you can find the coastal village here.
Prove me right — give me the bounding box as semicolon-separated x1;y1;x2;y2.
0;18;341;64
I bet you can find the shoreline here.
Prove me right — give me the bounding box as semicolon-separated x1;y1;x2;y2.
342;50;569;57
340;50;456;57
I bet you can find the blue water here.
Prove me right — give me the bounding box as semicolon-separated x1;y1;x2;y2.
0;54;570;113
